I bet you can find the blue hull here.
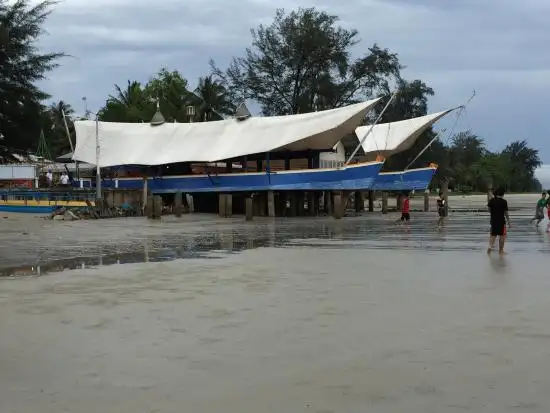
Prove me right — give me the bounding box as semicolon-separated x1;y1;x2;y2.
93;161;384;193
0;205;57;213
373;167;437;191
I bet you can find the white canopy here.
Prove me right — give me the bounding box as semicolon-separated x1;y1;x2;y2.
73;99;380;167
356;110;454;157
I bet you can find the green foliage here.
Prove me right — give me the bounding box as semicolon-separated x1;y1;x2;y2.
401;131;542;193
98;69;233;123
40;100;75;158
0;0;64;154
194;75;235;121
210;7;402;115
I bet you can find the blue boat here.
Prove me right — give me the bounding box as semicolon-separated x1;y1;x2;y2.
0;190;95;214
92;160;384;193
372;165;437;191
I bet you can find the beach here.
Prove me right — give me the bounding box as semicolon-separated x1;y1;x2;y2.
1;193;549;412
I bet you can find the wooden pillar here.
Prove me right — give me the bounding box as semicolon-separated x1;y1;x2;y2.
146;194;154;219
332;191;343;219
354;191;364;212
441;180;449;216
267;190;275;217
245;196;253;221
424;190;430;212
284;159;291;170
152;195;162;219
315;192;321;215
174;191;183;217
218;193;227;217
297;192;306;216
368;190;374;212
226;193;233;217
324;191;332;215
308;192;316;216
289;192;298;217
381;192;388;214
142;177;148;214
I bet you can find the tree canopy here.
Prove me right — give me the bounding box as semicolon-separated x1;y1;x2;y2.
211;8;402;115
0;0;63;155
97;69;231;123
0;2;544;191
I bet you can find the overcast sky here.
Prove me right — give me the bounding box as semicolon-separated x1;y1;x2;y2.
35;0;550;164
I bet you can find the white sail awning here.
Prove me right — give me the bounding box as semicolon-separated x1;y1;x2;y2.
73;99;380;167
356;109;454;156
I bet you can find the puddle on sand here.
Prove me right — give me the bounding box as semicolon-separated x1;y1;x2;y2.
1;214;548;277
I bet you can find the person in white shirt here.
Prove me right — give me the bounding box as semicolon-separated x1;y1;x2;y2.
60;172;69;186
46;169;53;186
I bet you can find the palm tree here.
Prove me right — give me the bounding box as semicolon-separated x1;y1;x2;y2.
109;80;146;108
42;100;75;157
502;140;541;191
48;100;74;125
99;80;151;122
194;76;235;121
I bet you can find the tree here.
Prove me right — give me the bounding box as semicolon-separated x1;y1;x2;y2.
194;75;235;121
98;69;211;123
41;100;74;158
98;80;153;122
501;140;541;192
0;0;64;154
211;7;401;115
143;68;191;122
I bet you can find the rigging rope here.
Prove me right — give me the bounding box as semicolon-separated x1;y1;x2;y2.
404;90;476;170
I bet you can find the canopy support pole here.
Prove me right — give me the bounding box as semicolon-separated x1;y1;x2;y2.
345;91;398;166
95;115;102;201
61;109;74;153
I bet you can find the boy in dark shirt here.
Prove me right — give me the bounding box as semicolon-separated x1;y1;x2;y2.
436;191;446;228
487;187;511;254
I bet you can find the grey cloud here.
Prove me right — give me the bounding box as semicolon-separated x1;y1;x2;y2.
33;0;550;161
535;165;550;188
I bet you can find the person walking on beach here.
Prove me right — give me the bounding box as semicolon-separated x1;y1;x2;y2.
436;191;446;228
487;187;510;254
400;192;411;224
531;192;547;227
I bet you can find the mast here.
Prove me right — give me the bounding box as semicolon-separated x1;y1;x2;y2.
61;109;74;153
345;91;398;165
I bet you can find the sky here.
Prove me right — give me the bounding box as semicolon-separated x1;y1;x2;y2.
33;0;550;167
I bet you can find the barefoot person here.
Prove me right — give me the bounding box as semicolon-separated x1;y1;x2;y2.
531;192;547;227
436;191;446;228
487;187;510;254
400;192;410;224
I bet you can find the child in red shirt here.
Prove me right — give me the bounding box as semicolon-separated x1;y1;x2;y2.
400;192;410;222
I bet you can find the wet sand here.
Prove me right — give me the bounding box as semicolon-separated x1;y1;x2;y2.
1;198;550;412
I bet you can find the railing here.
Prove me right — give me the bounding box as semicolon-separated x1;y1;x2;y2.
0;188;97;204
